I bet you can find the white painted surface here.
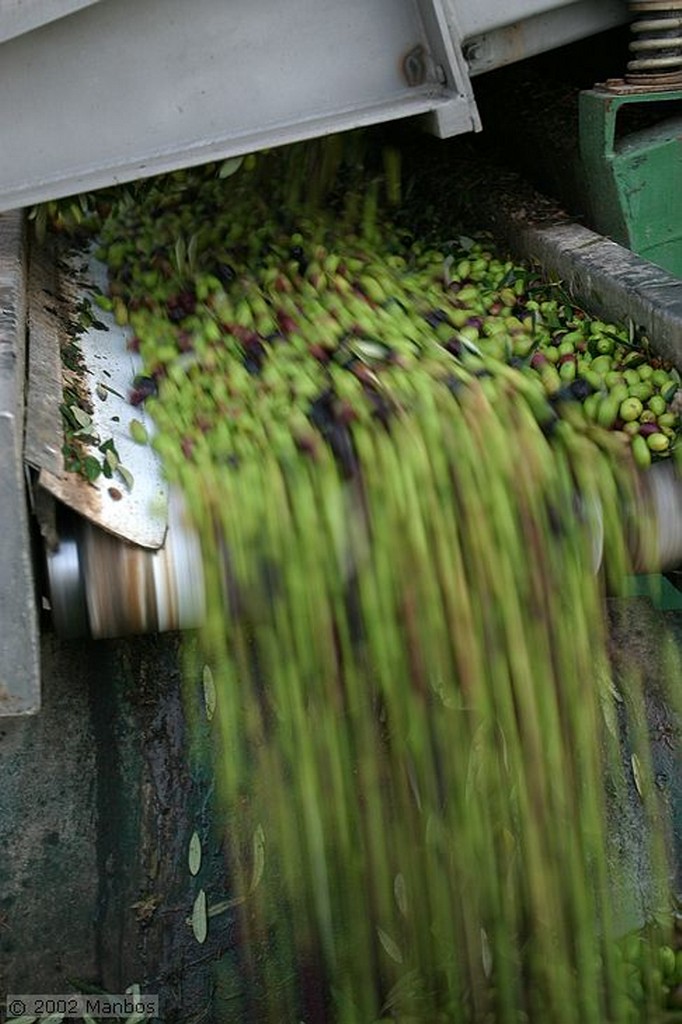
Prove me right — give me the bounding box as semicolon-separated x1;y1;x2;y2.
0;0;103;44
0;0;477;211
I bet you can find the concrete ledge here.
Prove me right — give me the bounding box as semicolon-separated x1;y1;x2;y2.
0;210;40;714
495;218;682;368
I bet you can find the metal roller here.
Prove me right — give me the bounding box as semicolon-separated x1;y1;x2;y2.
47;490;206;639
45;465;682;640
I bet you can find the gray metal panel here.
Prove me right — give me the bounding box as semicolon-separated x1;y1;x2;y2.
450;0;626;43
0;0;103;44
0;0;478;212
0;211;40;715
461;0;628;75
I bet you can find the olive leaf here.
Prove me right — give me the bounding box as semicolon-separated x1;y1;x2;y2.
631;753;643;799
117;465;134;491
70;404;92;430
187;232;200;273
481;927;493;978
203;664;217;721
250;824;265;893
174;236;187;277
218;156;244;179
394;873;408;918
188;831;202;877
377;926;403;965
191;888;208;944
205;824;266;919
82;455;102;482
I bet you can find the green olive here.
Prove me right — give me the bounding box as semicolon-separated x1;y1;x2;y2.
659;946;676;980
632;434;652;468
591;355;612;376
620;397;643;422
648;394;667;417
647;432;670;452
628;382;654;402
597;394;620;428
652;368;670;388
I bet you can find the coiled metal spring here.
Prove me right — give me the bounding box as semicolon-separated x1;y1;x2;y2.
627;0;682;84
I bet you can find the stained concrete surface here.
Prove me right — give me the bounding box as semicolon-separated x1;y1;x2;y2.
0;629;232;1021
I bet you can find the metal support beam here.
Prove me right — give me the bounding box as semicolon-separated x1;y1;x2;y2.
0;211;40;715
0;0;479;213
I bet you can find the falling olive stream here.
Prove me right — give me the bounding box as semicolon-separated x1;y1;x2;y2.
47;136;682;1023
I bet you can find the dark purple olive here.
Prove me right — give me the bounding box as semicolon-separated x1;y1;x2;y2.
129;375;157;406
568;378;592;401
178;290;196;315
195;414;213;434
443;337;462;358
294;431;319;457
309;344;331;363
530;351;548;369
167;303;186;323
276;310;297;335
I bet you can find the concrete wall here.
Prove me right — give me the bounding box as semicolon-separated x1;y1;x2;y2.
0;630;230;1020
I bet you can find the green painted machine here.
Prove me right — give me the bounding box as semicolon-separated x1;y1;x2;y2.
580;87;682;276
579;0;682;276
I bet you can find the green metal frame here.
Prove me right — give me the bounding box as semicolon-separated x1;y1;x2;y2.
580;88;682;277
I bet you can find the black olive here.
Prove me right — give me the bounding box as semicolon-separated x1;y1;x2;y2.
569;378;593;402
289;245;308;274
424;309;450;328
539;409;560;437
243;356;262;375
216;263;236;285
443;375;464;396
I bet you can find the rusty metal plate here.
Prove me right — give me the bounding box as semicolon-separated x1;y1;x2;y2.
26;243;168;550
